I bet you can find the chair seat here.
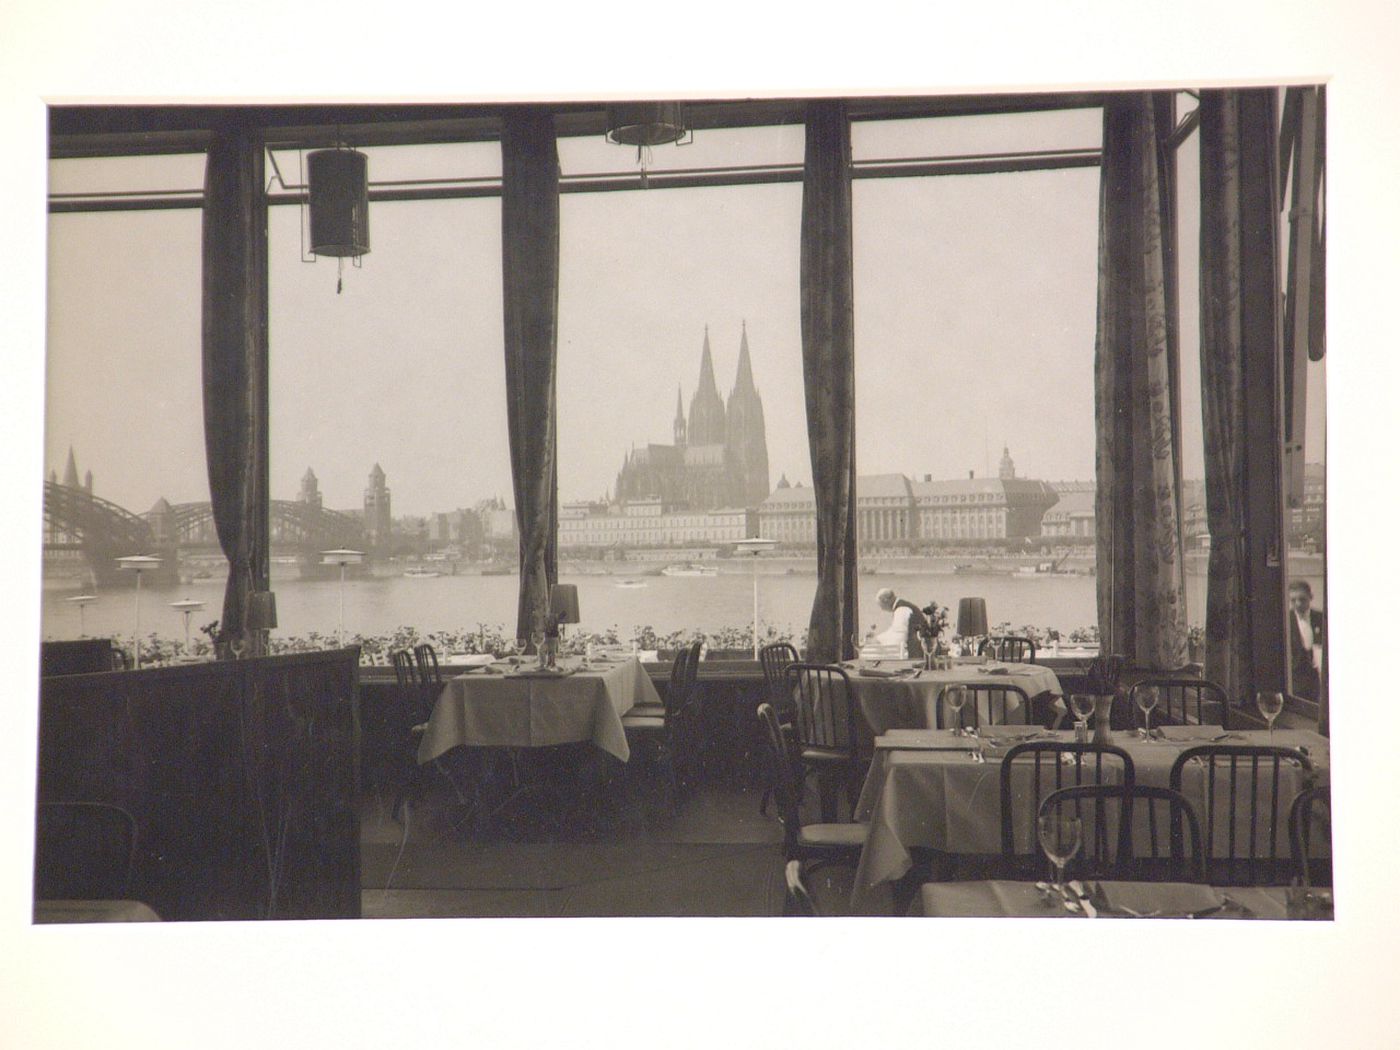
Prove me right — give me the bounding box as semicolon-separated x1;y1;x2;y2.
621;713;667;730
797;822;869;849
627;703;666;717
800;748;853;767
410;722;428;735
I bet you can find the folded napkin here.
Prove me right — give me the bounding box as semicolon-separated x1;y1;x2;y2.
859;667;901;678
508;667;578;679
977;666;1011;675
1097;882;1224;918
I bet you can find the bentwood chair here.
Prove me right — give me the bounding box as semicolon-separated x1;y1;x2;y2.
1289;784;1332;888
34;801;139;901
757;642;800;816
1128;676;1230;729
1038;784;1206;883
785;663;862;822
413;643;443;690
980;635;1037;662
1169;744;1315;886
999;741;1135;879
758;703;867;875
622;641;703;806
936;682;1034;730
783;859;822;916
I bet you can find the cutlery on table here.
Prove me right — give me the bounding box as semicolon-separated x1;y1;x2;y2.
1067;880;1098;918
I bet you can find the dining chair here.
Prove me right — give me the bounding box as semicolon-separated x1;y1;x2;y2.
785;662;862;822
999;741;1135;878
1038;784;1206;883
935;682;1033;730
757;703;867;876
1169;744;1316;886
622;641;703;807
1128;676;1230;729
34;800;139;901
980;635;1036;662
757;642;800;816
1288;783;1332;888
413;643;443;690
388;648;434;823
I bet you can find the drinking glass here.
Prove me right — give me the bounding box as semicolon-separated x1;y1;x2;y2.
850;633;864;663
1070;693;1095;723
1135;685;1159;738
1037;814;1083;895
1257;691;1284;743
945;684;968;735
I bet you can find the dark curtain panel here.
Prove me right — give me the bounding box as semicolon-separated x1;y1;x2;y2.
800;101;858;663
202;124;270;654
1093;92;1188;670
1197;91;1250;703
1198;89;1289;709
501;107;560;647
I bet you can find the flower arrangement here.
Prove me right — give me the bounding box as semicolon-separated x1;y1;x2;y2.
918;601;950;644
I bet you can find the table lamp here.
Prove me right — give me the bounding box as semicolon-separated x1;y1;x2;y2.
549;583;580;638
956;597;989;655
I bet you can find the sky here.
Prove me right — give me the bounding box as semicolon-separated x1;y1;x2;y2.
42;104;1326;519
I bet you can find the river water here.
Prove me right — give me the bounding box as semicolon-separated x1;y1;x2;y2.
38;562;1324;648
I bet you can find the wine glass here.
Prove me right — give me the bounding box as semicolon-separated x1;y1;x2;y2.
919;632;934;671
1135;685;1159;739
1257;691;1284;743
513;636;527;666
1070;693;1095;727
1038;814;1083;896
945;684;968;736
850;633;865;664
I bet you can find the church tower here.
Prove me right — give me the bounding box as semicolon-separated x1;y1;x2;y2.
364;463;391;547
673;386;687;447
998;445;1016;480
300;467;323;511
686;326;727;446
725;321;771;506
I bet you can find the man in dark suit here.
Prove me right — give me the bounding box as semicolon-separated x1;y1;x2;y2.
1288;580;1325;702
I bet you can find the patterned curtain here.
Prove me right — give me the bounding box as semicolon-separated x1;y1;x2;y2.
202;124;270;655
800;101;859;663
501;107;560;647
1094;93;1188;669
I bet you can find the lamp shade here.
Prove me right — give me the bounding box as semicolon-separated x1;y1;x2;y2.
605;103;688;147
549;584;580;625
307;149;370;258
247;591;278;631
956;597;989;638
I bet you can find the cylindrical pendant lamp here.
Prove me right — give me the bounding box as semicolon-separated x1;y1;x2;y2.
307;149;370;258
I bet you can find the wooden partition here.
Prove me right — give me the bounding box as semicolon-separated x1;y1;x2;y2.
36;648;361;921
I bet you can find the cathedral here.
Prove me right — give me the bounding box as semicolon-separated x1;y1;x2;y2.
614;325;770;510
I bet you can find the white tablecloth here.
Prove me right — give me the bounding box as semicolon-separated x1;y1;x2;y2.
416;657;662;764
853;726;1329;895
912;880;1297;919
844;660;1063;738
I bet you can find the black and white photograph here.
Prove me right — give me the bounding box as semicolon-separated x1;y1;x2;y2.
4;2;1397;1047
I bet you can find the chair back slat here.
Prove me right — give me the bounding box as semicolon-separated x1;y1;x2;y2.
936;682;1032;730
1170;744;1314;886
1129;676;1229;728
413;643;442;687
786;663;857;757
1038;785;1206;881
757;703;800;853
999;742;1134;873
980;635;1036;662
1289;785;1331;887
760;642;800;718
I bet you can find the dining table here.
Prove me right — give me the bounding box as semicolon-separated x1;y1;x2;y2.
416;655;663;765
839;658;1064;754
851;724;1330;903
909;879;1329;920
33;899;163;923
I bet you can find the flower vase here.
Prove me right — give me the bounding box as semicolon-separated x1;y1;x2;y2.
1092;694;1116;746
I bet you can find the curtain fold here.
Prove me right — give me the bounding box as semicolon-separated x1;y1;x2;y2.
1093;92;1188;670
800;101;858;663
202;124;270;655
500;107;560;647
1197;91;1251;703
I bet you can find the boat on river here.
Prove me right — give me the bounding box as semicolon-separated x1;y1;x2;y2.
661;563;718;578
403;567;442;579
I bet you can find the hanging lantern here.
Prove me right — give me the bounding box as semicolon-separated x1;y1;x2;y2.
605;103;691;188
307;148;369;291
604;102;689;147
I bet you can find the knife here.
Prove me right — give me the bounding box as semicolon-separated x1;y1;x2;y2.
1068;880;1098;918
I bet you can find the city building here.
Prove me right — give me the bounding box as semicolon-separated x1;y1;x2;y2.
558;498;751;551
299;468;322;512
614;324;770;511
1040;489;1096;540
363;463;391;548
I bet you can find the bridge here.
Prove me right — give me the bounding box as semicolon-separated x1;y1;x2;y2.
43;481;369;586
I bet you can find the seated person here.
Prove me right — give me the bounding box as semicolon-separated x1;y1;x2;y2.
872;588;930;659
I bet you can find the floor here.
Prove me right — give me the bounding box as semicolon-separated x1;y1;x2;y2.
357;743;866;919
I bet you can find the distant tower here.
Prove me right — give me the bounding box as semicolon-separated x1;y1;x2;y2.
725;321;770;506
62;447;80;489
999;444;1016;480
687;326;727;446
364;463;391;547
299;467;322;511
673;386;686;447
84;470;93;493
